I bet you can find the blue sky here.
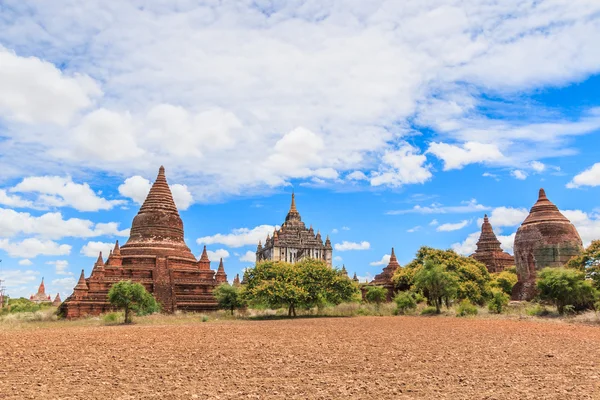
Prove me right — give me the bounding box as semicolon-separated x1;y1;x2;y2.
1;1;600;298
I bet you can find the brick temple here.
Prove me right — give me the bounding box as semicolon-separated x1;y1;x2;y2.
29;278;52;304
369;248;401;301
470;215;514;273
59;166;227;318
256;193;333;266
512;188;583;301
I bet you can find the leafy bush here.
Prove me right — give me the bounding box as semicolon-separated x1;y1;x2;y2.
456;299;478;316
526;303;550;317
413;260;458;313
566;240;600;290
102;312;122;325
365;286;388;308
394;292;417;315
491;270;518;296
488;290;509;314
420;306;438;315
201;315;209;322
213;283;246;315
108;281;159;324
536;268;597;314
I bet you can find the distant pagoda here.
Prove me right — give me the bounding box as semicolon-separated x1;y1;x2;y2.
59;166;227;318
52;293;62;307
256;193;333;266
369;248;401;301
30;278;52;304
470;215;514;273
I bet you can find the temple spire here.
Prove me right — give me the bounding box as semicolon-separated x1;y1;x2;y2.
37;278;45;294
284;191;302;224
390;247;397;262
95;252;104;266
215;258;227;283
113;240;121;256
74;270;88;291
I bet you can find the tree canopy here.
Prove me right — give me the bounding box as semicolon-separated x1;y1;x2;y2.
412;259;459;313
536;268;597;314
108;281;158;323
213;283;246;315
243;259;358;316
566;240;600;290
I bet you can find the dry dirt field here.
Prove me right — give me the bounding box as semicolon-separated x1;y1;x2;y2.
1;316;599;399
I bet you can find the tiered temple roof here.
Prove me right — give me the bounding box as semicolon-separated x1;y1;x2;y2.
59;166;227;318
369;248;401;301
30;278;52;304
471;215;514;273
256;193;333;266
512;188;583;300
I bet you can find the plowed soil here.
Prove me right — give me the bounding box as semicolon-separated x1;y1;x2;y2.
1;317;599;399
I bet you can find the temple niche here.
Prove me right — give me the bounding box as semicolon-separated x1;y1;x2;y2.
29;278;52;304
470;215;514;273
368;248;401;301
256;193;333;266
59;166;227;318
512;188;583;301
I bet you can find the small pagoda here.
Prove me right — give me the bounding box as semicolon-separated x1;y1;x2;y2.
59;166;227;318
368;248;401;301
470;215;514;273
52;293;62;307
29;278;52;304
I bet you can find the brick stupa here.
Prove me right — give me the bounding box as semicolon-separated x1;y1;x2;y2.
471;215;514;273
59;166;226;318
29;278;52;304
369;248;401;301
52;293;62;307
512;188;583;301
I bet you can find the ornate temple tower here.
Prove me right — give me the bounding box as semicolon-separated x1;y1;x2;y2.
256;193;333;266
369;248;401;300
29;278;52;304
59;166;227;318
512;188;583;301
471;215;514;273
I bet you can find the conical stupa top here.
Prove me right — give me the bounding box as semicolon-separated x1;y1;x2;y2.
217;258;225;272
233;273;241;286
285;192;302;223
95;252;104;266
474;214;502;253
122;166;196;261
521;188;570;226
53;293;61;302
74;270;88;291
112;240;121;256
199;246;210;262
390;247;397;261
341;265;347;275
37;278;46;295
353;272;359;282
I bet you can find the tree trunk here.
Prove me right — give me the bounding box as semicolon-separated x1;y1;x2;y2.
288;304;293;317
124;305;130;324
230;306;234;315
292;304;297;317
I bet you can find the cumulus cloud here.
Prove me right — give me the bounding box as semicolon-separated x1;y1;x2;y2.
388;199;489;215
511;170;528;180
530;161;546;173
51;277;77;295
427;141;505;170
346;171;368;181
0;238;71;258
407;226;421;233
239;251;256;263
437;220;470;232
0;269;39;296
370;143;432;187
197;225;277;248
46;260;71;275
567;163;600;188
206;249;230;261
0;190;35;209
18;259;32;266
370;254;391;266
80;241;114;258
562;210;600;247
481;207;529;228
0;208;128;240
10;176;124;211
118;175;194;210
334;241;370;251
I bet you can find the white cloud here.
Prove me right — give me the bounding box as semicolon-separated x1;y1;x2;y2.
206;249;230;261
370;143;432;187
334;241;370;251
482;172;499;180
482;207;529;228
511;170;528;180
333;256;343;262
451;230;515;256
562;210;600;247
118;176;194;210
346;171;368;181
51;277;77;295
0;189;35;209
0;269;39;293
370;254;391;266
342;227;350;231
567;163;600;188
388;199;489;215
407;226;421;233
18;259;32;266
0;208;128;240
239;251;256;263
0;238;71;258
437;220;470;232
80;241;114;258
197;225;277;248
427;141;505;170
429;219;439;226
10;176;124;211
331;228;339;234
0;46;101;126
530;161;546;173
46;260;71;275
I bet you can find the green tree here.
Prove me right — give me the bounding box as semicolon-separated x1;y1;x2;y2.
213;283;246;315
413;259;458;313
365;286;387;310
536;268;597;314
108;281;158;323
244;259;358;317
394;291;417;314
488;290;510;314
491;270;518;296
394;247;492;305
566;240;600;290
